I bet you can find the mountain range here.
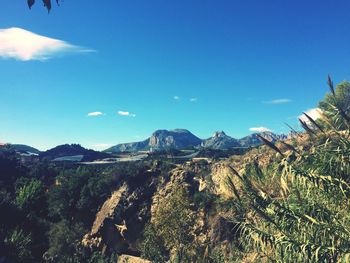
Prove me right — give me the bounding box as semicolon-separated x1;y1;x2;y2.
2;129;287;159
105;129;287;153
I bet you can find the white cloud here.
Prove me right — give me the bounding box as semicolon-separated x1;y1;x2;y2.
299;108;322;124
118;111;136;117
174;96;180;100
263;98;291;104
190;98;198;102
249;127;272;133
87;111;103;117
0;27;94;61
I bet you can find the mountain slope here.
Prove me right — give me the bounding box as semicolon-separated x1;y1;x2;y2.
107;140;149;153
8;144;41;154
238;131;287;147
201;131;240;149
106;129;202;153
40;144;111;162
149;129;202;150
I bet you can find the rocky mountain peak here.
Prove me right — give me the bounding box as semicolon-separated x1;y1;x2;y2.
149;129;202;150
202;131;240;149
213;131;227;138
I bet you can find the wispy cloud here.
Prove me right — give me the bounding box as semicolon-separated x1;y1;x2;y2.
249;127;272;133
190;98;198;102
0;27;94;61
263;98;292;104
87;111;103;117
174;96;180;100
118;111;136;117
299;108;322;124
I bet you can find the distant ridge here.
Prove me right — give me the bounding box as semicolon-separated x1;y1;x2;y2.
238;131;287;147
40;144;111;162
106;129;202;153
5;144;41;155
106;129;287;153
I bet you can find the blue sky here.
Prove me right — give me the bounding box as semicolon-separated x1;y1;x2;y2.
0;1;350;150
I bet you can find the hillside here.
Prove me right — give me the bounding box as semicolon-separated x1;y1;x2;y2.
40;144;111;162
201;131;240;149
7;144;41;154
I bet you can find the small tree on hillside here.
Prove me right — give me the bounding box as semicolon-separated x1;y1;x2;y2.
151;185;196;261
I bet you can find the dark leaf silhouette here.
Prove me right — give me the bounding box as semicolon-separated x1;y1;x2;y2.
43;0;52;11
280;141;300;154
328;74;335;97
299;118;316;135
257;134;285;157
284;122;298;134
27;0;35;9
27;0;59;12
302;112;325;133
327;75;350;126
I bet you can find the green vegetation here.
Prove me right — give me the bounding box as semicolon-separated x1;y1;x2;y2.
144;185;196;262
223;77;350;262
319;79;350;130
0;151;129;262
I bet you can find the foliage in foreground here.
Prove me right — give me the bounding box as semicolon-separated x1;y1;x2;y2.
227;77;350;262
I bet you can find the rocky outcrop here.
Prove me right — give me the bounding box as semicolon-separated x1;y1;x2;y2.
82;184;128;252
202;131;240;149
118;255;151;263
91;184;128;236
106;129;202;153
82;165;161;257
150;167;196;219
82;162;206;259
148;129;202;150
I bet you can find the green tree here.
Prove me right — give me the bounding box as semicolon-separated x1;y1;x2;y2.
4;228;33;262
152;185;196;261
48;167;115;227
319;80;350;129
16;179;46;216
141;223;168;262
46;220;85;262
